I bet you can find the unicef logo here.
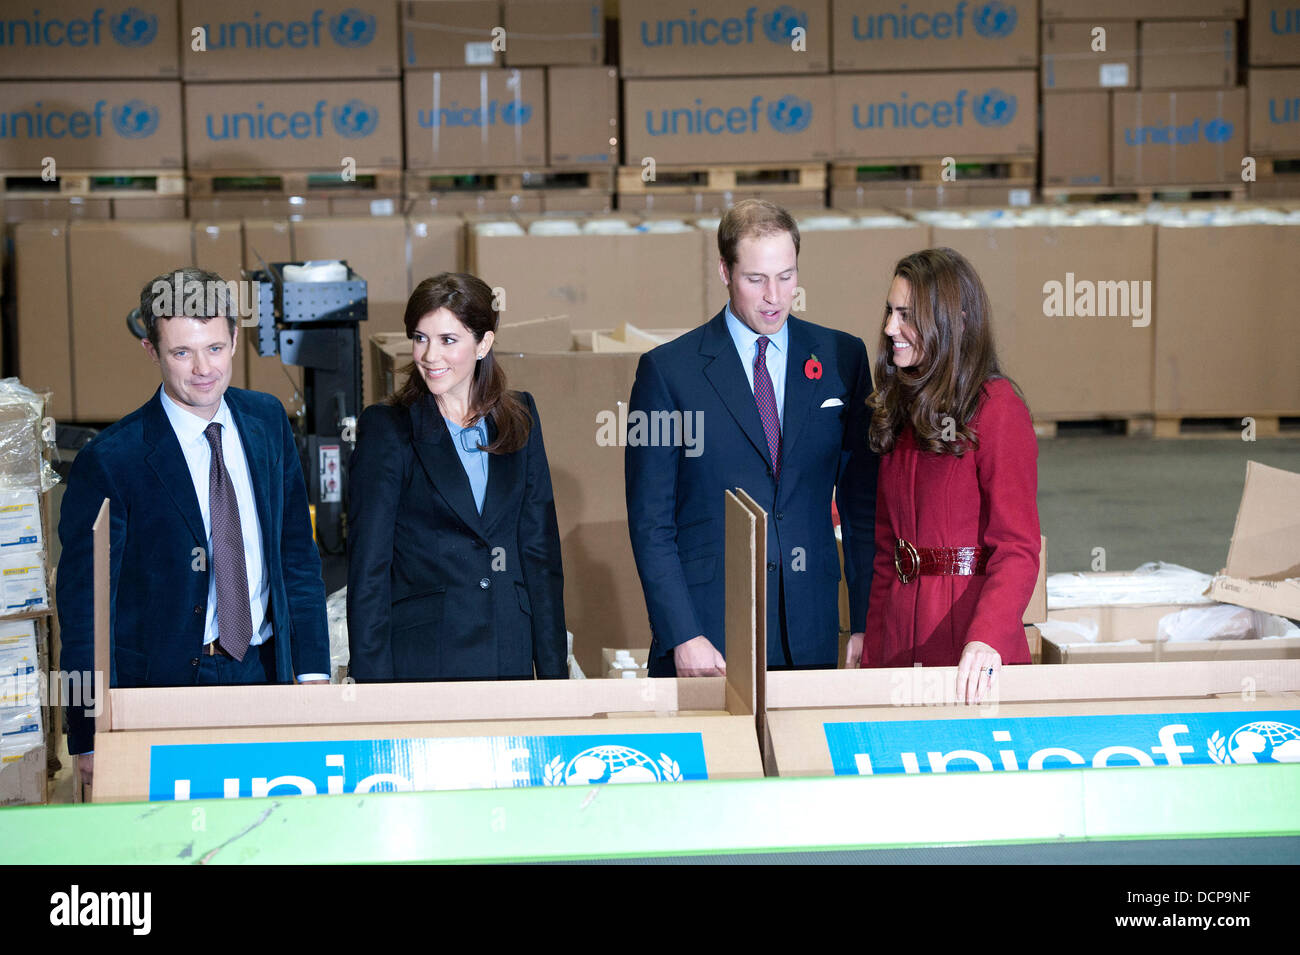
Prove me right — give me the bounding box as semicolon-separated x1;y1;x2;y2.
111;100;159;138
763;5;808;44
543;746;684;786
973;89;1017;126
973;2;1018;39
501;101;533;126
331;100;378;138
329;8;377;47
110;7;158;46
1208;721;1300;765
1204;118;1234;143
767;95;813;134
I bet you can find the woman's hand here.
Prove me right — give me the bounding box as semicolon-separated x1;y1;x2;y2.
845;632;865;668
956;640;1001;704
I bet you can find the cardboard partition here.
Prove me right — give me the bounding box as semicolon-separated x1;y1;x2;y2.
1209;461;1300;620
1249;68;1300;154
1139;21;1238;90
1250;0;1300;66
400;0;501;69
11;222;74;423
619;0;831;77
1041;22;1136;91
623;77;835;165
184;81;403;171
0;81;183;170
503;0;603;66
0;1;179;79
1042;91;1111;186
180;0;401;80
1042;0;1244;19
1112;88;1247;185
403;68;547;168
90;494;762;802
832;71;1038;161
833;0;1037;72
547;66;619;166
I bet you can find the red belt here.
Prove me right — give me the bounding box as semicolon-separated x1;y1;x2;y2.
894;538;989;584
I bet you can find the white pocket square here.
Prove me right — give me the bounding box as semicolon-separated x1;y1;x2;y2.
820;398;845;408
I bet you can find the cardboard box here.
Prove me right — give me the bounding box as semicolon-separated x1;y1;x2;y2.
1041;22;1137;90
0;551;48;614
0;81;183;170
832;71;1037;160
1209;461;1300;621
504;0;603;65
624;77;834;165
1249;67;1300;153
407;193;545;215
1043;1;1244;19
1042;91;1111;186
1152;218;1300;414
400;0;502;69
0;489;43;553
404;69;546;168
468;218;708;330
0;745;46;806
181;0;400;80
184;81;403;171
927;216;1156;417
189;197;331;219
1250;0;1300;66
11;222;74;422
619;0;830;76
831;182;1033;208
3;197;112;223
833;0;1037;72
1112;88;1247;185
548;66;619;166
0;1;179;79
495;314;574;352
111;197;188;219
1139;21;1237;90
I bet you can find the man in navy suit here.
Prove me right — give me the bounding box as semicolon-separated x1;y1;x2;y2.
57;267;330;786
626;200;877;676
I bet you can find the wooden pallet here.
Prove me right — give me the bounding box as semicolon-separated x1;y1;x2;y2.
617;163;826;196
189;168;403;198
1152;414;1299;439
832;156;1036;186
0;169;185;198
1032;417;1154;439
405;167;615;196
1042;183;1249;203
1255;155;1300;181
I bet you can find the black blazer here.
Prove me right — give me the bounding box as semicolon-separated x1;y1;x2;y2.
346;391;567;681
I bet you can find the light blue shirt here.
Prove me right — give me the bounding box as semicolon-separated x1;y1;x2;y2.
724;303;788;426
160;388;327;683
445;416;490;514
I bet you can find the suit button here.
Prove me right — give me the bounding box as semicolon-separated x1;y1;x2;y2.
190;658;199;667
479;577;491;589
766;561;777;572
775;512;784;520
193;605;203;615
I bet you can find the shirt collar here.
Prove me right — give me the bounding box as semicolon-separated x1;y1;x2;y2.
159;385;233;446
724;302;788;356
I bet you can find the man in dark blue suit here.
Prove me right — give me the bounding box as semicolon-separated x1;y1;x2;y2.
57;267;330;786
626;200;878;676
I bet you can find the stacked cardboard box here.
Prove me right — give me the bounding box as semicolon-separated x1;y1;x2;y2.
1248;1;1300;198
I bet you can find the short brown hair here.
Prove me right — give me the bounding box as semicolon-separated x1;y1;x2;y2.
717;199;801;276
139;267;238;350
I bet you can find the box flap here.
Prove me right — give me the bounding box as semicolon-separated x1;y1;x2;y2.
1223;462;1300;581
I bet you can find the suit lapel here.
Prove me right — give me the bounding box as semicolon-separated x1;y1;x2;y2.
779;318;821;464
481;414;522;534
410;395;486;537
224;390;274;553
700;310;772;469
142;389;207;547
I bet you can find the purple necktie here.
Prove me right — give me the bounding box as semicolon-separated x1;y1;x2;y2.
754;336;781;480
204;422;253;662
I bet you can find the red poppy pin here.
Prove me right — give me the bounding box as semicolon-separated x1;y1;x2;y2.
804;353;823;380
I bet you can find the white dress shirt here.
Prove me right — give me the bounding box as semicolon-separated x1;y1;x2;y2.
724;303;789;426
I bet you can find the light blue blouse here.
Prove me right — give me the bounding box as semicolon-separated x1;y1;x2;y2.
444;416;490;514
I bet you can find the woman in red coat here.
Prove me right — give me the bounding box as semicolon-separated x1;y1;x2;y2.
849;248;1039;704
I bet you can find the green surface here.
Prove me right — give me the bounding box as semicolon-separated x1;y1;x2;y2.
2;764;1296;864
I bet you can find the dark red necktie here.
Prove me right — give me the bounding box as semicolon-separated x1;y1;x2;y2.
204;422;253;662
754;336;782;480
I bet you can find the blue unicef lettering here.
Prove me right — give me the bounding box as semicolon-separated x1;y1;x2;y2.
1268;6;1298;36
824;710;1300;776
329;7;376;47
767;94;812;133
110;7;158;46
973;88;1016;126
148;732;709;800
973;1;1017;39
1204;117;1234;143
111;100;159;138
331;99;378;138
763;5;808;44
417;99;536;129
1124;116;1236;147
500;100;533;125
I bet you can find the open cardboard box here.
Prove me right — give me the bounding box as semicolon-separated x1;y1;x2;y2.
89;496;764;803
726;492;1300;778
1208;461;1300;622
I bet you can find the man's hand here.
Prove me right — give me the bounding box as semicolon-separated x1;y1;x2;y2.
78;753;94;790
844;632;865;668
674;635;726;677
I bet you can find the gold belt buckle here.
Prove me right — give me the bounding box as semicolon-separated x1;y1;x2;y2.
894;538;920;585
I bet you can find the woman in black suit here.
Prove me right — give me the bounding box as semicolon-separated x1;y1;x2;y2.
347;272;567;681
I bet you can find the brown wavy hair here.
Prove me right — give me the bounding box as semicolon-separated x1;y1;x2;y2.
390;272;531;454
868;247;1022;456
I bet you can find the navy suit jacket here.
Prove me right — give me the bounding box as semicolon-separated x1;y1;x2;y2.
57;386;330;754
625;310;878;672
346;391;566;682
